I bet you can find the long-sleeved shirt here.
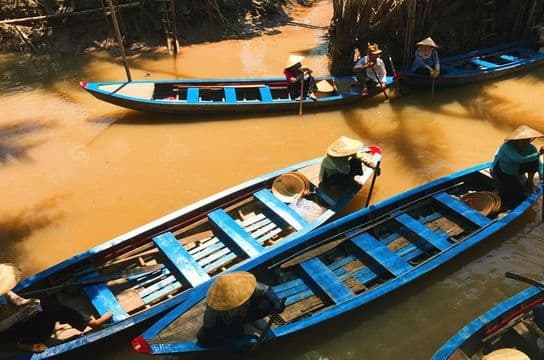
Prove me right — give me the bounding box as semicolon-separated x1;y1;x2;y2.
411;48;440;71
491;141;539;176
353;56;387;84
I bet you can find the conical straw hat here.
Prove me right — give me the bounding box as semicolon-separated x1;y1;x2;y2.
504;125;544;141
207;272;256;311
416;37;439;48
327;136;363;157
482;348;530;360
272;172;309;203
285;55;305;69
0;263;22;296
316;80;334;93
460;191;497;217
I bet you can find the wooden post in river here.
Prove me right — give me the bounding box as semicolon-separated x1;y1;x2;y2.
403;0;416;67
170;0;179;54
105;0;132;81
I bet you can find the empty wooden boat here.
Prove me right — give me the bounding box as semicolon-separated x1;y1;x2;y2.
1;146;382;360
133;163;542;355
398;40;544;87
432;275;544;360
79;76;394;115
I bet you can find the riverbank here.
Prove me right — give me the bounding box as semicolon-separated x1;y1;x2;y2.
0;0;312;54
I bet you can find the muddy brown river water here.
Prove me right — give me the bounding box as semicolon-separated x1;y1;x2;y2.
2;1;544;359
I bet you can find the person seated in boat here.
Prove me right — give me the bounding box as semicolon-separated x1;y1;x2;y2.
0;263;113;353
197;272;285;345
319;136;379;191
283;55;318;101
353;43;387;94
411;37;440;78
490;125;544;208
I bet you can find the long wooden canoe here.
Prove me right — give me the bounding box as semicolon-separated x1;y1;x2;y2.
432;279;544;359
398;40;544;87
1;146;382;360
134;163;542;355
79;76;394;115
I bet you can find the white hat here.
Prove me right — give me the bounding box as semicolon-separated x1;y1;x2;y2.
285;55;305;69
482;348;530;360
316;80;334;93
0;263;22;296
327;136;363;157
504;125;544;141
416;37;439;48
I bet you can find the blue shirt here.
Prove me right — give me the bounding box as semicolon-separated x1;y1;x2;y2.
491;141;539;176
411;48;440;71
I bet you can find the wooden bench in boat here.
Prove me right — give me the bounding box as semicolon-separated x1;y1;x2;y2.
299;258;354;304
80;272;128;321
208;209;264;257
470;58;500;68
254;189;308;230
395;213;452;251
433;192;491;227
153;232;210;287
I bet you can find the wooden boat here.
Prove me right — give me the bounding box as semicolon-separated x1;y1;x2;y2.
133;163;542;355
1;146;382;360
79;76;394;115
398;40;544;87
432;275;544;360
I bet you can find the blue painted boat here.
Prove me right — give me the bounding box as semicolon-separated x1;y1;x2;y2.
133;163;542;355
432;278;544;359
1;147;382;360
398;40;544;87
79;75;394;115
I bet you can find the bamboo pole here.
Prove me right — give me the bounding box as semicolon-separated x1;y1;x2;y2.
105;0;132;81
403;0;417;67
170;0;179;54
0;2;141;25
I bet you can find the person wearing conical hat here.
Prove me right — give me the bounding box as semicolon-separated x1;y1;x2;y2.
319;136;379;192
353;43;388;94
411;37;440;78
197;272;285;345
491;125;544;208
0;263;112;353
283;54;318;101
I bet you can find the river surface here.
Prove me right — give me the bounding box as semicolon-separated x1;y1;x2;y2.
1;1;544;359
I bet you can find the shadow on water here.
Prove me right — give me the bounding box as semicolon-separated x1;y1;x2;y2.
0;121;53;163
0;196;65;266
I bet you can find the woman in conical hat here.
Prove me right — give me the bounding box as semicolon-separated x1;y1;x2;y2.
412;37;441;78
491;124;544;208
283;54;318;101
319;136;378;191
197;272;285;345
0;263;112;353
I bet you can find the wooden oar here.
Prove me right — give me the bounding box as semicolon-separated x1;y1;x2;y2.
364;160;381;208
20;264;164;296
431;75;436;97
252;297;286;349
298;76;304;116
505;272;544;289
370;65;389;101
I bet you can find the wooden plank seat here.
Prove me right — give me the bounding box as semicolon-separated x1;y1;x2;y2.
208;209;264;258
349;232;413;277
254;189;308;230
500;54;520;62
259;87;273;102
470;58;500;68
299;258;354;304
186;87;199;103
433;192;491;227
152;232;210;287
80;272;128;322
395;213;452;251
224;87;236;103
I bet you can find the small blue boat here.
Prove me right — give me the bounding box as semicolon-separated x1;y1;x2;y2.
79;76;394;115
134;163;542;355
432;276;544;360
398;40;544;87
1;147;382;360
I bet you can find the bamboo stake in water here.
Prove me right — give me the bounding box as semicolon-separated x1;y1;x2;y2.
105;0;132;82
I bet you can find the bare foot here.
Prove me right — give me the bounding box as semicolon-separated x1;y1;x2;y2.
87;312;113;330
17;343;47;353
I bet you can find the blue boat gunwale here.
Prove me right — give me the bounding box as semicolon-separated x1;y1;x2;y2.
140;162;542;354
432;285;544;359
